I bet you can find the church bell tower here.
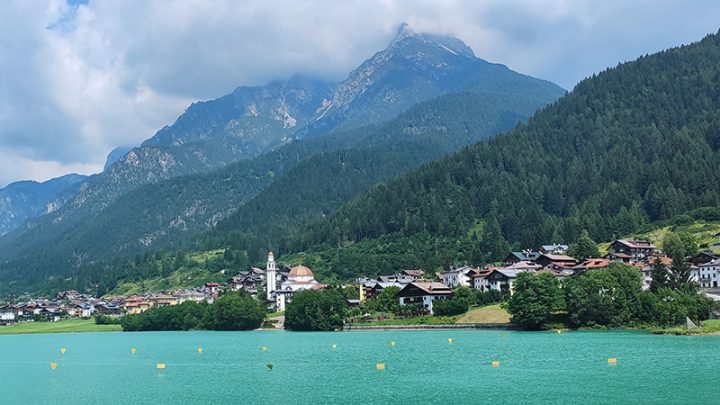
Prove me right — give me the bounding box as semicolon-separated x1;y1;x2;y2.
266;251;277;302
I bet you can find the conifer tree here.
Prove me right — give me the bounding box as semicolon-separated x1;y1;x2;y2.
568;230;600;261
649;258;669;292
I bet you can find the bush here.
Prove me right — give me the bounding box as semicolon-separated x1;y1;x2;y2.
672;214;693;226
507;272;564;329
689;206;720;221
363;286;400;314
285;288;348;331
121;292;265;332
121;301;211;331
204;292;266;331
474;289;502;306
95;315;121;325
432;298;467;316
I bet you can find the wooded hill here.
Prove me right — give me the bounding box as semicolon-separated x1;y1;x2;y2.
274;31;720;278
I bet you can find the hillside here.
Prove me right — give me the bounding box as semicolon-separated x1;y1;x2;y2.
0;76;333;257
283;31;720;276
203;90;553;259
601;212;720;255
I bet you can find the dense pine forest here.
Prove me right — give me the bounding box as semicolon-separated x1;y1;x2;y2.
274;31;720;277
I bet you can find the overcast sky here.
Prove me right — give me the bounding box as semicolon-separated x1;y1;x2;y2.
1;0;719;187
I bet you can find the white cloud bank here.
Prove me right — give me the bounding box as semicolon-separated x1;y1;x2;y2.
0;0;719;186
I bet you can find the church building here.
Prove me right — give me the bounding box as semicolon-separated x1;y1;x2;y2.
265;252;322;311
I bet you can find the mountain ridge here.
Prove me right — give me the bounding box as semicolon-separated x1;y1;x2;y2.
0;173;87;237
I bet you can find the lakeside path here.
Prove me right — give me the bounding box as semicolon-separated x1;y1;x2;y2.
0;319;121;335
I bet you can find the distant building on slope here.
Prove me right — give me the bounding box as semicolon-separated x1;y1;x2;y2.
540;244;569;255
608;240;656;262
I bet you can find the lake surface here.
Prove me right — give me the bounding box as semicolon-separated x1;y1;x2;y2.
0;329;718;404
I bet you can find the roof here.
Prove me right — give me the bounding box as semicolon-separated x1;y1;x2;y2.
507;261;542;270
488;268;522;278
400;282;453;296
467;269;492;279
613;239;656;249
648;256;673;266
606;252;632;259
506;251;540;261
699;259;720;267
580;258;610;269
541;244;569;252
401;269;425;277
539;253;576;262
288;265;314;278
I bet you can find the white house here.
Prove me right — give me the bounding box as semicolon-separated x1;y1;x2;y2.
0;306;16;322
467;269;492;291
693;259;720;288
440;266;477;288
486;269;522;293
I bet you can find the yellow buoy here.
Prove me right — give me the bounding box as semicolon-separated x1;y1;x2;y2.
261;346;268;351
50;362;58;370
608;357;618;364
556;329;562;334
60;348;66;354
492;360;501;367
391;341;396;347
448;338;453;344
197;347;203;353
130;348;137;354
156;363;166;369
376;363;385;370
331;344;337;349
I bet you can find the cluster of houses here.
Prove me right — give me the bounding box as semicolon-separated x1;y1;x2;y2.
3;236;719;324
0;290;120;325
353;240;720;315
0;284;222;325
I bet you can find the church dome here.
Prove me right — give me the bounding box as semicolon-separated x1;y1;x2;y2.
288;265;314;278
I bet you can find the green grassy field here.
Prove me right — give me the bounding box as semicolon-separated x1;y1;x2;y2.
355;304;511;326
652;319;720;335
356;315;462;326
599;220;720;255
0;319;122;335
456;304;511;324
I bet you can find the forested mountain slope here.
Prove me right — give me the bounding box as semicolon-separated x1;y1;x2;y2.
285;31;720;277
202;90;547;258
0;83;563;294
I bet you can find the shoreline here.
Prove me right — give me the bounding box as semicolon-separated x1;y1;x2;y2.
344;323;514;331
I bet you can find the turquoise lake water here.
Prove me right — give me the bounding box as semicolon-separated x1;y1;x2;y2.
0;329;718;404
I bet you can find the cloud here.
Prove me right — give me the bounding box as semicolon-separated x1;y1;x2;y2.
0;147;101;186
1;0;719;187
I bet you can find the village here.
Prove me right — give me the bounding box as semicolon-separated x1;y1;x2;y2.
1;237;719;325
